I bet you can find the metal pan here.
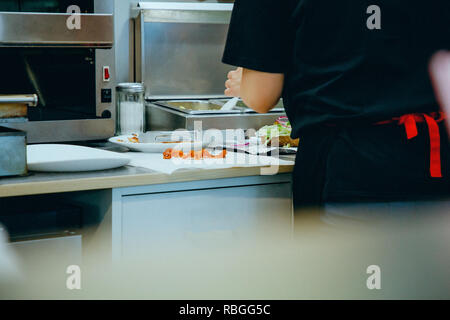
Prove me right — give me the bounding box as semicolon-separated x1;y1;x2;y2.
154;100;244;115
210;98;285;113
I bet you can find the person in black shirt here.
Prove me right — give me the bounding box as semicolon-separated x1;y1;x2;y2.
222;0;450;211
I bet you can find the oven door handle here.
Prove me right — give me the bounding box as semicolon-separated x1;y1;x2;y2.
0;94;38;107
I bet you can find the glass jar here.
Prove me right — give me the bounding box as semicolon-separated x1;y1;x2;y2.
116;83;146;135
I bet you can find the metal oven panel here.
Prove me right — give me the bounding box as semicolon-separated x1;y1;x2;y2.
0;12;113;48
0;0;116;143
4;118;114;144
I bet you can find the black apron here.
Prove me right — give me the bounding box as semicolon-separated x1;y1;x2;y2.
293;115;450;211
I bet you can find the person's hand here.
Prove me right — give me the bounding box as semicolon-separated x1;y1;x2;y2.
225;67;243;97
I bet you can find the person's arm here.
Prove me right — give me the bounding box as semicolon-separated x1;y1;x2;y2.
222;0;289;113
225;67;284;114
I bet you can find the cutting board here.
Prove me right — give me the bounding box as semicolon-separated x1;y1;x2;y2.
27;144;131;173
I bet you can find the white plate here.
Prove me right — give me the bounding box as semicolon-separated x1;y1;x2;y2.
109;133;209;153
27;144;131;172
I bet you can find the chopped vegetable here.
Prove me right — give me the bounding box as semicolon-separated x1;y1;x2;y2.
257;116;299;147
128;136;140;143
163;148;227;160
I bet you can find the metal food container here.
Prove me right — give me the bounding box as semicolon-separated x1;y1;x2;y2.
210;99;286;113
154;100;243;115
147;102;285;132
154;99;285;115
0;126;27;177
116;83;146;135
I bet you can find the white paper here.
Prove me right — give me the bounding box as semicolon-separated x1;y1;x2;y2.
126;151;294;175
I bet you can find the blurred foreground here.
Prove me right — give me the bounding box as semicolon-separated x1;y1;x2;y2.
1;201;450;300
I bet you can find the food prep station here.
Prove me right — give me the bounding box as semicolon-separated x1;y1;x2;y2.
0;0;448;303
132;2;286;132
0;1;295;298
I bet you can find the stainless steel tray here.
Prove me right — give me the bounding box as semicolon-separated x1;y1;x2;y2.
154;99;285;115
154;100;244;115
211;99;285;113
146;103;286;132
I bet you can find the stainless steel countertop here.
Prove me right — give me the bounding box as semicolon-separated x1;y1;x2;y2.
0;142;295;198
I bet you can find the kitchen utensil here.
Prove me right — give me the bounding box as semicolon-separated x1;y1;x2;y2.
220;97;239;111
27;144;130;172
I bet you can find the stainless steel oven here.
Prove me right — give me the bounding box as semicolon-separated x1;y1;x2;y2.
0;0;115;143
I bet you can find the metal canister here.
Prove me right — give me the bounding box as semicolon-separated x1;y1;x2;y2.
0;127;27;177
116;83;146;135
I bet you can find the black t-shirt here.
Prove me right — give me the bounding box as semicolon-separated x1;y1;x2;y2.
223;0;450;137
223;0;450;205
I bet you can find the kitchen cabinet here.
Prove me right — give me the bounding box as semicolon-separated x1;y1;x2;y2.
11;235;82;272
111;174;293;259
0;169;293;263
0;197;83;277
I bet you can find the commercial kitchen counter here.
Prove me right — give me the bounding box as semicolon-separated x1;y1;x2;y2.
0;159;294;198
0;143;295;263
1;156;295;264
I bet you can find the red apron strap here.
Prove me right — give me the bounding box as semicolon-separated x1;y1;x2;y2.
424;114;442;178
363;112;443;179
399;114;419;139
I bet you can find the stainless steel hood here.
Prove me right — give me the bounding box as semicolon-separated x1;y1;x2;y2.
0;12;114;48
134;2;233;100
